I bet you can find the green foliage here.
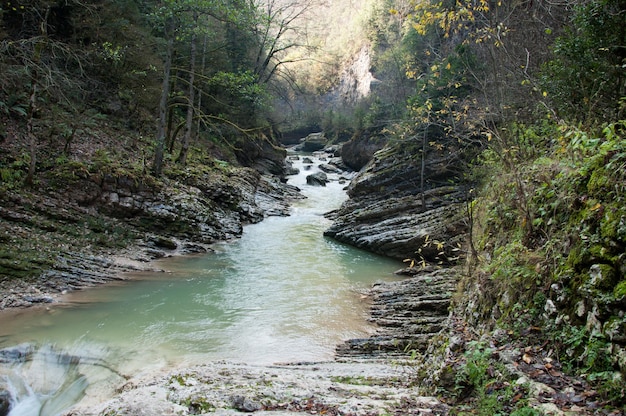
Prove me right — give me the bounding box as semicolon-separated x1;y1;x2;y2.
0;93;27;117
558;325;612;373
540;0;626;124
509;408;541;416
469;116;626;412
0;154;28;190
452;342;533;415
202;71;270;124
320;108;355;141
407;42;477;140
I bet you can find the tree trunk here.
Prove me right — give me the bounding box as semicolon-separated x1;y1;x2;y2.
196;35;207;135
25;7;50;187
153;19;175;177
420;126;427;211
177;12;198;166
25;82;38;187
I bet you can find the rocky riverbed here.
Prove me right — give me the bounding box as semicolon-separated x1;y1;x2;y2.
67;360;448;416
68;140;472;415
0;144;459;416
3;139;616;415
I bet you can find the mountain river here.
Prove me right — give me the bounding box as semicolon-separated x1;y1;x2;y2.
0;153;402;415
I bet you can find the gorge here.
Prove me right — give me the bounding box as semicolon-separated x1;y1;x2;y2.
1;0;625;414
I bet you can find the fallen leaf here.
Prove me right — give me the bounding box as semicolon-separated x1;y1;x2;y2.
522;353;532;364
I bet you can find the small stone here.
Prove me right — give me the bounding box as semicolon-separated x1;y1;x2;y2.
0;391;10;416
231;395;261;412
306;172;328;186
544;299;557;316
150;236;178;250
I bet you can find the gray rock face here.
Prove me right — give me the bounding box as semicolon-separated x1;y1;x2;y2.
300;132;327;152
337;268;458;357
98;168;303;244
306;172;328;186
325;142;468;262
340;129;387;171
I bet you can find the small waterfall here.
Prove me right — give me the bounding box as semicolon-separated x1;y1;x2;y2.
1;343;120;416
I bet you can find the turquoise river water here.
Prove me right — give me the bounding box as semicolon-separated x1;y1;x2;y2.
0;153;402;415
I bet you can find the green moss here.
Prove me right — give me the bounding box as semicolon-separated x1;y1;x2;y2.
614;281;626;299
330;375;391;386
587;165;611;196
600;205;626;242
185;395;214;414
587;264;617;291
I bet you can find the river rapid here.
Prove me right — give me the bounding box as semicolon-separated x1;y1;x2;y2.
0;152;402;415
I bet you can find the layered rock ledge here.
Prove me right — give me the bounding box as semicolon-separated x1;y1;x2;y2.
325;144;469;262
68;361;449;416
337;268;458;358
327;140;470;360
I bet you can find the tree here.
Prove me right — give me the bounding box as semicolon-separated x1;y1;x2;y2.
153;15;175;177
541;0;626;125
0;0;95;184
151;0;225;173
249;0;317;86
176;9;199;166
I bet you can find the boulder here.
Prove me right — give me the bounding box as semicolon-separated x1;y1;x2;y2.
341;129;387;171
284;166;299;176
306;172;328;186
301;133;327;152
0;391;9;416
318;163;343;174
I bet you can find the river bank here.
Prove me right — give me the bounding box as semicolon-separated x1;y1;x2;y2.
66;360;448;416
0;164;304;311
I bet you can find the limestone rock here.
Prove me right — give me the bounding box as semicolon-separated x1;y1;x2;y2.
340;129;387;171
336;268;458;357
300;132;327;152
325;141;468;262
306;172;328;186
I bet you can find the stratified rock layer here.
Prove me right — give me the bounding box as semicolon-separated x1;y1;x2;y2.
0;165;303;310
336;268;457;358
328;139;470;360
325;143;468;262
